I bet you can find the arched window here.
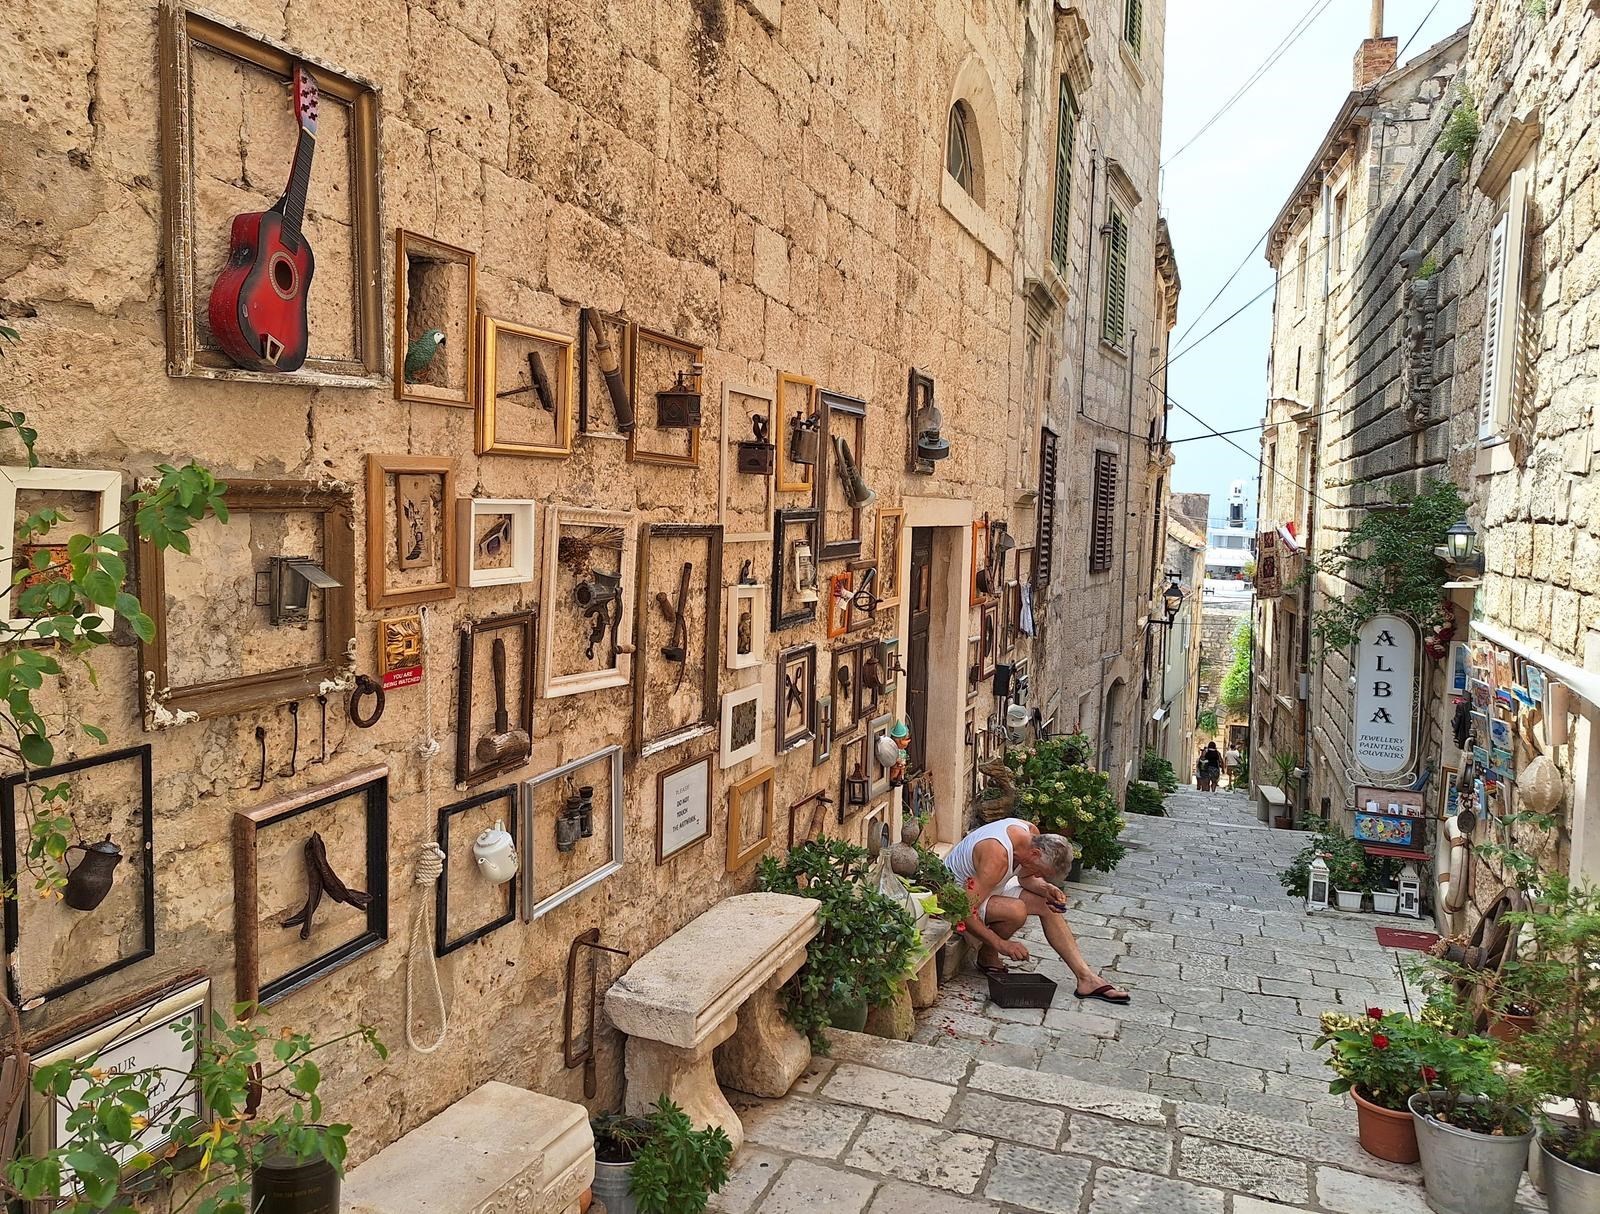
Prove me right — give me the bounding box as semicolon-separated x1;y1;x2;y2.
946;101;978;198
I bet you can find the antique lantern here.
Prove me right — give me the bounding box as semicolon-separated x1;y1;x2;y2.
1306;856;1331;912
845;762;869;806
260;556;341;626
1397;863;1422;919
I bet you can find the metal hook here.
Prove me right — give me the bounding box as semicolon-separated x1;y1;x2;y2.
252;725;268;791
278;701;301;778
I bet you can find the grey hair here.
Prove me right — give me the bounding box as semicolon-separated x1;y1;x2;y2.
1034;833;1075;879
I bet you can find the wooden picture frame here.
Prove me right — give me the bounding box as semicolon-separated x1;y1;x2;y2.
158;3;384;387
139;479;356;725
970;518;990;605
838;734;868;820
726;580;767;671
817;389;867;562
720;683;764;770
632;524;723;757
726;767;775;871
477;316;575;458
394;230;477;406
875;508;905;611
538;506;637;699
867;713;894;798
435;785;518;956
967;636;982;701
365;454;457;609
627;328;702;467
656;752;713;863
232;765;389;1008
855;640;881;722
521;746;624;920
877;637;902;698
2;746;156;1009
777;643;817;753
771;508;820;631
981;604;1000;678
833;645;862;735
719;381;776;543
813;694;834;766
826;570;854;639
577;307;635;435
456;498;536;588
788;789;833;849
775;372;818;495
0;467;123;641
455;611;536;788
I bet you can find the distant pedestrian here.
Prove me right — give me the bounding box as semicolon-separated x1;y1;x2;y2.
1195;748;1213;792
1202;743;1223;792
1224;745;1242;790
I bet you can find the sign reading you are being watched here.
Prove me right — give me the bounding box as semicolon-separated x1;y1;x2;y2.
1353;613;1420;777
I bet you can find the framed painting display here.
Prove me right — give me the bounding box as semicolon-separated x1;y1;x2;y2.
365;454;458;609
970;519;990;605
577;307;634;434
394;230;477;406
777;644;818;753
232;765;389;1008
726;579;767;671
538;506;637;698
719;381;776;543
771;508;820;631
477;316;575;458
627;328;702;467
775;372;818;495
521;746;624;920
139;479;356;724
720;683;763;770
867;713;895;798
874;508;905;611
817;389;867;562
656;753;713;863
2;746;155;1009
813;694;835;766
158;3;384;387
826;570;854;639
981;604;1000;678
0;467;122;640
455;610;536;787
456;498;536;587
632;524;723;757
435;785;518;956
726;768;775;871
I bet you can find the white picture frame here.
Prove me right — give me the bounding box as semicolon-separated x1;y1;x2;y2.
0;466;123;640
725;580;767;671
456;498;536;587
538;506;637;699
718;381;776;544
720;682;764;769
520;746;625;921
29;977;209;1169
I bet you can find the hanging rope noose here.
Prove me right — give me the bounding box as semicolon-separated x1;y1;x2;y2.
405;606;449;1054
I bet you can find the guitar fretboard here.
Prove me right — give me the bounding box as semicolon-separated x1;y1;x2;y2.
280;129;317;245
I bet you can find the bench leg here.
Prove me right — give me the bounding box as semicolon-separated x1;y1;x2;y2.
624;1015;743;1153
715;961;810;1099
910;951;941;1009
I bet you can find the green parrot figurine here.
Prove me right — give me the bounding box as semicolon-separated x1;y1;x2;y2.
404;329;446;383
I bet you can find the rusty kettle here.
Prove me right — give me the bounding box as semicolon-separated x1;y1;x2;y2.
63;836;122;911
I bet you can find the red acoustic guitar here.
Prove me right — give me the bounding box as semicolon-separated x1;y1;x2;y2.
207;65;319;372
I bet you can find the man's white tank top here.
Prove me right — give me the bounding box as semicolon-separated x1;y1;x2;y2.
944;818;1027;889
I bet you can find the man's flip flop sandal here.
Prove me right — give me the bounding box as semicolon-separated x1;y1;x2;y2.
1073;984;1131;1005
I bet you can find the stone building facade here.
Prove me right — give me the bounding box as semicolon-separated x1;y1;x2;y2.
1150;496;1206;775
0;0;1172;1177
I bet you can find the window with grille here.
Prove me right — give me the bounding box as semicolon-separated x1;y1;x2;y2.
1124;0;1142;54
1036;428;1059;583
1052;80;1076;274
1479;168;1530;442
1102;204;1129;347
1090;449;1118;573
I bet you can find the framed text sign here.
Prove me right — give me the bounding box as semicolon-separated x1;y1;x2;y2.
656;754;712;863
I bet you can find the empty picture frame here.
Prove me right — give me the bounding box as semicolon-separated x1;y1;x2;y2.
656;752;713;863
817;390;867;562
726;580;767;671
726;767;775;871
775;372;818;495
875;508;905;611
233;765;389;1008
771;508;820;631
456;498;536;587
0;466;123;641
627;328;702;467
394;230;477;406
720;683;763;769
478;316;575;457
1;745;155;1009
632;523;723;757
435;785;518;955
366;454;457;609
455;611;536;788
139;479;356;724
867;713;894;798
719;381;776;543
777;643;817;753
521;746;624;920
539;506;636;698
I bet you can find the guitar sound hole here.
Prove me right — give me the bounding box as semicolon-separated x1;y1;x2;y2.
270;253;298;299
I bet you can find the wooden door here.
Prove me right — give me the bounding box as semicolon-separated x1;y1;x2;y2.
906;528;933;775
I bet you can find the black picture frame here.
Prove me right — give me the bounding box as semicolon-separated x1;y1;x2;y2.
817;389;867;562
776;643;817;753
435;785;519;956
1;745;156;1010
455;610;537;788
771;507;820;631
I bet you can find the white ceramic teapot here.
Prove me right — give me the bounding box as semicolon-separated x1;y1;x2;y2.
473;820;519;885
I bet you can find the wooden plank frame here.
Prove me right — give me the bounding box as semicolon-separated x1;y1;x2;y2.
539;506;637;699
158;1;384;387
874;507;906;611
0;466;123;641
771;507;820;632
627;327;703;467
435;785;518;956
139;479;356;725
1;746;156;1010
726;767;775;871
365;454;458;609
632;523;723;757
719;380;776;543
394;229;477;407
232;764;389;1009
455;610;537;788
775;372;818;495
817;389;867;562
476;316;576;458
776;643;817;754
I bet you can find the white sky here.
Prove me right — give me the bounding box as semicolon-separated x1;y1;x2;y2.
1159;0;1470;529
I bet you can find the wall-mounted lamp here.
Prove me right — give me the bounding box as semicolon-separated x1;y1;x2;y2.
1441;518;1484;572
794;539;819;603
908;368;948;473
258;556;342;626
1161;578;1185;625
845;762;870;806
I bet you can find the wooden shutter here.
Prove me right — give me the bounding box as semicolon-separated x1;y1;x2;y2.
1090;449;1118;573
1477;214;1505;438
1125;0;1143;53
1051;81;1075;274
1103;208;1129;347
1036;427;1059;583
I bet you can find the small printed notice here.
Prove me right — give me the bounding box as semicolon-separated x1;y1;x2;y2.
658;756;711;861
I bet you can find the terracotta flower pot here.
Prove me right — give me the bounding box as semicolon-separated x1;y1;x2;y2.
1486;1011;1536;1042
1352;1087;1420;1164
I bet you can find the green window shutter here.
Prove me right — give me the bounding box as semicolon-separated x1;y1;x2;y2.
1102;208;1129;347
1051;81;1075;274
1125;0;1143;54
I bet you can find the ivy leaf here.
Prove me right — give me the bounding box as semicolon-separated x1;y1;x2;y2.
20;733;53;768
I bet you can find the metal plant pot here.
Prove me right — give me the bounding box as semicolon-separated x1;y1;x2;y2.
1541;1137;1600;1214
1409;1093;1534;1214
591;1158;639;1214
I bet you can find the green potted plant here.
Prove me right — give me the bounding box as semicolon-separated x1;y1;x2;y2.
1369;855;1403;915
1124;780;1166;817
1006;741;1126;875
1317;1007;1434;1163
1269;750;1298;828
590;1097;732;1214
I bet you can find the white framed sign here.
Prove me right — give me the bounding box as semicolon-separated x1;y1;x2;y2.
656;754;711;862
1353;613;1419;777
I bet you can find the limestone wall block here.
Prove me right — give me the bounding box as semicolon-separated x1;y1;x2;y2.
404;9;512;166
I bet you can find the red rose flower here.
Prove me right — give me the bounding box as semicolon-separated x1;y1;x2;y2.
1421;1066;1438;1083
1367;1007;1384;1020
1371;1033;1390;1050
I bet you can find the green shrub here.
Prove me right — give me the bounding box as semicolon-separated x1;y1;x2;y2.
1280;823;1367;898
1439;93;1481;170
593;1097;733;1214
1219;620;1253;714
1004;740;1126;873
1139;748;1178;793
1125;781;1166;817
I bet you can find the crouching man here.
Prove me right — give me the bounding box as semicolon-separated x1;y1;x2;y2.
944;817;1130;1005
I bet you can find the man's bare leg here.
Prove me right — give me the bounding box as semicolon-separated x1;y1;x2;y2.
1017;891;1128;998
975;898;1025;969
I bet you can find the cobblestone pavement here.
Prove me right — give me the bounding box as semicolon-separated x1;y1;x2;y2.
713;787;1547;1213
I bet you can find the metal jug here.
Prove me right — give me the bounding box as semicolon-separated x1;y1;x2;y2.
63;837;122;911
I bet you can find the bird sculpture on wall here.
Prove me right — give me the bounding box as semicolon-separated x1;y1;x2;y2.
404;329;446;383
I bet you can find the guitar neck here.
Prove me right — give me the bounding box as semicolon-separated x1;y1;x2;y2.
279;128;316;243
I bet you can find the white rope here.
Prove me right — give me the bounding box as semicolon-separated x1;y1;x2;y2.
405;606;449;1054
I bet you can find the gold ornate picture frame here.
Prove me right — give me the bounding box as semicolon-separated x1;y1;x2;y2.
726;767;775;871
477;316;575;458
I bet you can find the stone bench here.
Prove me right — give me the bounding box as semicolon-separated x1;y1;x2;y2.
604;892;819;1153
344;1082;593;1214
1257;783;1288;823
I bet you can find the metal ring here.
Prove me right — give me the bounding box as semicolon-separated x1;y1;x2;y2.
349;675;386;728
